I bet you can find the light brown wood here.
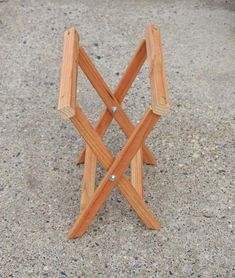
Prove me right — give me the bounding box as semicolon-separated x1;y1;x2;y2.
75;40;156;165
79;146;97;212
57;25;170;238
58;28;79;119
131;148;144;198
76;46;156;165
68;106;160;238
145;25;169;116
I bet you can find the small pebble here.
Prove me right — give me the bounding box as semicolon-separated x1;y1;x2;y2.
193;153;200;158
43;266;48;272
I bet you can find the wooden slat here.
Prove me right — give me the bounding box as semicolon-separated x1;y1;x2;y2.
58;28;79;119
75;46;156;165
131;148;144;198
79;146;97;212
145;25;169;116
114;40;147;103
68;106;160;238
76;40;156;165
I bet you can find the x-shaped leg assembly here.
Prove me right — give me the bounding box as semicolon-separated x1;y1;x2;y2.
58;25;169;238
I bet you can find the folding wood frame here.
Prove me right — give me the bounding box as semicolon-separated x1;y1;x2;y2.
58;24;169;239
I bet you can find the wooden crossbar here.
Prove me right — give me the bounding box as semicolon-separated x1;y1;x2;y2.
58;28;79;118
57;25;169;238
145;25;169;115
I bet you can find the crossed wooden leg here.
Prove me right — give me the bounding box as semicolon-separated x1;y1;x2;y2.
75;40;156;166
68;106;160;238
76;41;156;218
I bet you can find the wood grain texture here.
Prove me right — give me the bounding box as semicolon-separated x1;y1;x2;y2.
145;24;169;116
131;148;144;199
56;26;172;239
79;146;97;213
58;28;79;119
68;106;160;238
75;40;156;165
75;45;156;165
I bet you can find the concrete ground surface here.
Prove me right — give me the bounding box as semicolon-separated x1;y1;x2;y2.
0;0;234;277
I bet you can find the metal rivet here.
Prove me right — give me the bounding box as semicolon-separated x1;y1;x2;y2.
111;107;117;113
109;175;116;181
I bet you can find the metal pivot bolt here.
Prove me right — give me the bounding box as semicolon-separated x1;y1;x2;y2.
109;175;116;181
111;107;117;113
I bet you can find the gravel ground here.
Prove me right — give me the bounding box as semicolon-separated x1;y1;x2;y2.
0;0;234;277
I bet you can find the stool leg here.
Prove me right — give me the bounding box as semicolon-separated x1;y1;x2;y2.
79;146;97;212
131;147;144;199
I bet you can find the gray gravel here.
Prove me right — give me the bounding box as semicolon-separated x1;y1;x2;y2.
0;0;235;277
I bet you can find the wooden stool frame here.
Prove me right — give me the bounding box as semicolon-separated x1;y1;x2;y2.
58;24;169;239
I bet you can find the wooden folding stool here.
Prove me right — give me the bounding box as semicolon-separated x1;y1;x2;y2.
57;24;169;239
